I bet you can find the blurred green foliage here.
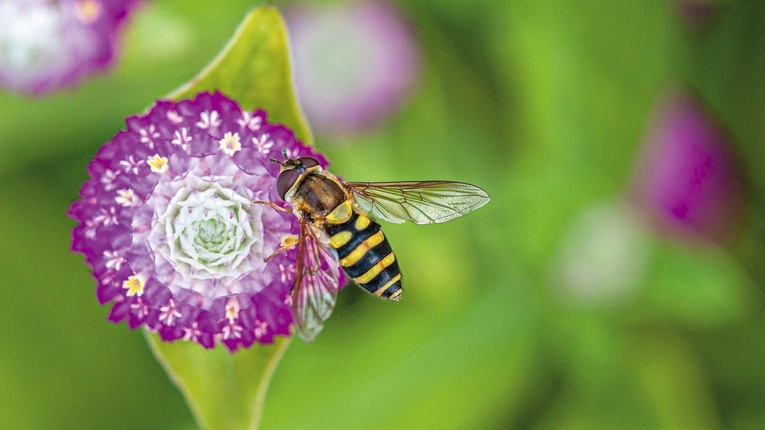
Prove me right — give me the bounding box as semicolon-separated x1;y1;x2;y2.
1;0;765;429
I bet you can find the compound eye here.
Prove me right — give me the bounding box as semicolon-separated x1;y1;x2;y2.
276;169;300;200
298;157;319;169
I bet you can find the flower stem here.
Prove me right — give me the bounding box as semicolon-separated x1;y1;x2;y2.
249;337;291;430
144;330;291;430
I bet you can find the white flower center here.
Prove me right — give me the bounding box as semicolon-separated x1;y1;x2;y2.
169;184;255;275
0;1;67;72
142;155;271;300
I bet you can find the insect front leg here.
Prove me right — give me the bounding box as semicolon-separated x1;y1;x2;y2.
251;200;297;261
252;200;292;212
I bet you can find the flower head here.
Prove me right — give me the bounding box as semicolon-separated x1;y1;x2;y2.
0;0;138;95
630;92;745;243
69;92;340;351
285;0;421;137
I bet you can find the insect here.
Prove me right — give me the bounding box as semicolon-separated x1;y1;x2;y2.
254;149;489;342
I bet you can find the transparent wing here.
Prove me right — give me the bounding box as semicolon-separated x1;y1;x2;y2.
292;219;341;342
345;181;490;225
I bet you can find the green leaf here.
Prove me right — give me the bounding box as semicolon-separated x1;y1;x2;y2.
168;5;312;145
145;6;306;430
641;240;755;326
146;332;290;430
634;334;720;430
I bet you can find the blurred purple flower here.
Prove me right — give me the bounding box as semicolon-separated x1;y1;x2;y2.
69;92;341;351
286;0;421;137
631;92;744;242
0;0;137;95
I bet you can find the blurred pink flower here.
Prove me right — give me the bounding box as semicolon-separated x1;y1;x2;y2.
285;1;421;137
631;92;744;242
0;0;137;95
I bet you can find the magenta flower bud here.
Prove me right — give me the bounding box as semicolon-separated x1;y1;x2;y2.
0;0;137;95
286;0;421;137
631;92;744;242
69;92;342;351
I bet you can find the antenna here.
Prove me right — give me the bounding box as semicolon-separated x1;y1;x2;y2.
270;148;290;165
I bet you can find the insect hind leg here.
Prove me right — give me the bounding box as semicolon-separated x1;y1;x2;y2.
264;235;300;262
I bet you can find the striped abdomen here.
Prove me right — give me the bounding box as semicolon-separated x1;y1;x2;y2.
325;212;402;300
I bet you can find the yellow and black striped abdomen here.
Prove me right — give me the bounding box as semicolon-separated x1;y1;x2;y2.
325;212;402;301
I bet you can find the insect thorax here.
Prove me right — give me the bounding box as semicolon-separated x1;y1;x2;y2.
291;173;348;222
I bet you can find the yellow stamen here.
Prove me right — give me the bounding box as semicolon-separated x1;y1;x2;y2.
147;154;168;173
76;0;101;23
281;235;299;248
219;132;241;156
225;298;240;323
122;274;145;297
115;189;137;207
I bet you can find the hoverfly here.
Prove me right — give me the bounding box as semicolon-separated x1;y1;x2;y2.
254;149;489;342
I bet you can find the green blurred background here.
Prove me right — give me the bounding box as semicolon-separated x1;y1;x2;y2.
2;0;765;428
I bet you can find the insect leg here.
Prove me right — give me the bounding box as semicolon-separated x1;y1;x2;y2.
252;200;292;212
264;237;299;262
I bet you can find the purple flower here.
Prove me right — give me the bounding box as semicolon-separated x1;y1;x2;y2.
0;0;138;95
69;92;341;351
285;0;421;137
630;92;744;242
